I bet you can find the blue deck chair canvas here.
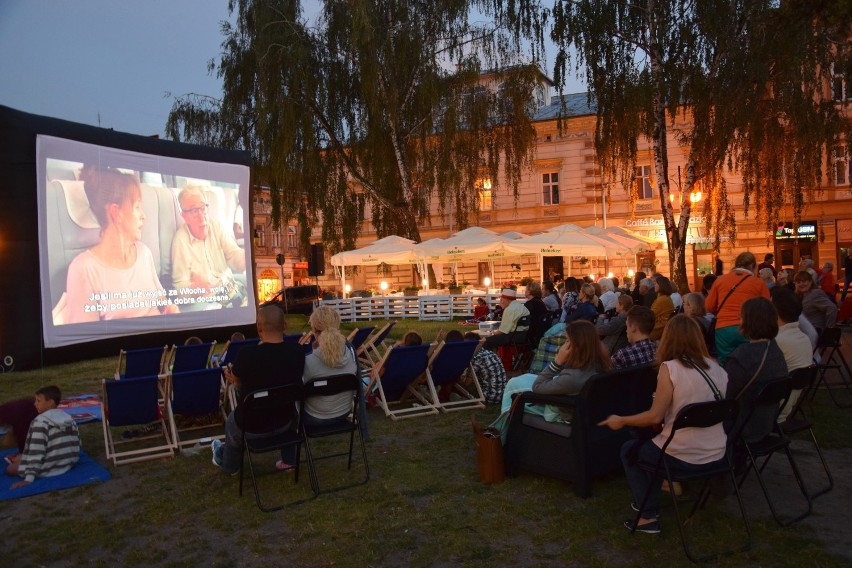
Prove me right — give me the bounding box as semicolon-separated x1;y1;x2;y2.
347;326;376;361
367;344;437;420
218;338;261;411
360;322;397;368
115;345;168;380
427;339;485;412
168;341;216;375
166;367;227;451
101;375;174;466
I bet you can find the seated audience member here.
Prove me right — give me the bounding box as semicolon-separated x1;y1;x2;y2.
683;292;712;334
649;276;675;341
213;306;306;473
494;321;611;432
770;287;816;422
542;281;562;315
0;397;39;454
793;270;837;330
670;281;683;312
484;289;530;350
564;283;599;324
701;273;717;297
631;271;647;305
759;268;776;289
524;282;549;346
6;386;80;490
775;269;790;289
598;278;619;314
528;331;567;374
472;297;489;322
819;262;836;301
171;184;247;308
597;294;633;355
598;315;729;534
463;331;508;404
302;305;360;427
612;306;658;370
396;330;424;347
560;277;581;322
724;297;788;441
639;277;657;308
758;253;778;277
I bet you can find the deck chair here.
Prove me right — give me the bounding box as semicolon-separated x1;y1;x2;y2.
302;373;370;494
218;338;261;409
238;384;313;511
347;326;376;363
115;345;168;380
168;341;216;374
283;333;304;344
359;322;397;368
812;327;852;407
427;339;485;412
101;375;174;465
165;367;227;451
777;365;833;499
633;399;751;563
366;343;437;420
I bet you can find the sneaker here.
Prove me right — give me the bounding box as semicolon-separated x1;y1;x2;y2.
211;440;224;468
275;460;295;472
624;519;661;535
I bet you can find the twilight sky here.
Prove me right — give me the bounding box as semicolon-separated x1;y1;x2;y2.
0;1;581;138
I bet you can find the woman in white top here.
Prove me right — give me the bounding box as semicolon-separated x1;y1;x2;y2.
599;315;729;534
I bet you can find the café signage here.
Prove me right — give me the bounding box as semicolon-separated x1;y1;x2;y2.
774;221;817;241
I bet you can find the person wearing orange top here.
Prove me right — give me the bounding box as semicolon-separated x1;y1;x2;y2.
705;252;770;365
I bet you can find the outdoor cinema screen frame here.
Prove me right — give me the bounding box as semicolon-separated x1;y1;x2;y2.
37;135;255;348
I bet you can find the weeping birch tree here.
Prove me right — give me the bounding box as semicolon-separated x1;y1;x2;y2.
495;0;851;290
166;0;540;255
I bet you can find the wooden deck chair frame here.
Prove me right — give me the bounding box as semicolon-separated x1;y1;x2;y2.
101;375;174;466
167;341;217;375
347;326;376;362
164;367;228;452
360;322;397;368
218;338;261;411
427;339;486;412
366;344;438;420
115;345;168;380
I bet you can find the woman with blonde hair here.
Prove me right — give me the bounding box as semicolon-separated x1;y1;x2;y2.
599;315;729;534
564;283;599;323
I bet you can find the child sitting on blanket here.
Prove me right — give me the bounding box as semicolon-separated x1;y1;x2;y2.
6;386;80;490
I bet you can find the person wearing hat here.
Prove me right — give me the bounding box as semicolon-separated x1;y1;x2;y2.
484;288;530;350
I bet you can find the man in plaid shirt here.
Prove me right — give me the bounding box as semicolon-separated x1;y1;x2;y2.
464;332;508;403
611;306;658;370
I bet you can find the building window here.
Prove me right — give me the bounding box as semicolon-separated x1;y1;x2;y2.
832;63;849;101
542;172;559;205
287;226;297;249
271;228;281;248
834;145;850;186
634;165;653;199
478;179;492;211
254;224;265;247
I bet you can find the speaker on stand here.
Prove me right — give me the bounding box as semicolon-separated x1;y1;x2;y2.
308;244;325;279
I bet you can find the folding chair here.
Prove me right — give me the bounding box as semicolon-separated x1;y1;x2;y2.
812;327;852;407
168;341;216;374
302;374;370;494
734;378;812;526
427;339;485;412
346;326;376;363
359;321;397;368
777;366;833;499
366;344;437;420
115;345;168;380
509;314;533;371
165;367;227;451
101;375;174;466
633;399;751;563
239;384;313;511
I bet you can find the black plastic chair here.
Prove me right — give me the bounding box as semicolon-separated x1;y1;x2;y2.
301;374;370;495
734;378;812;526
812;327;852;407
775;366;833;499
509;314;533;371
633;399;751;563
238;384;313;511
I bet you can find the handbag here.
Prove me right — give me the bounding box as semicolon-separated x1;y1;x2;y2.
706;272;751;354
471;415;505;484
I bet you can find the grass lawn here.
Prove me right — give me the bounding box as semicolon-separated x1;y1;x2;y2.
0;318;850;566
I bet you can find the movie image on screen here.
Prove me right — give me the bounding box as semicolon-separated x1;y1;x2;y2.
37;135;255;348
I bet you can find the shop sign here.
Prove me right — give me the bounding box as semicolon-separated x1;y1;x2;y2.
294;261;309;269
774;221;816;241
624;216;706;228
837;219;852;242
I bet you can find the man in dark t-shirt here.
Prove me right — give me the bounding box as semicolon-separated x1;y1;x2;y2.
212;306;305;474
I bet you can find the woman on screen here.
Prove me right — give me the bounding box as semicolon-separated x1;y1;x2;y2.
63;165;178;323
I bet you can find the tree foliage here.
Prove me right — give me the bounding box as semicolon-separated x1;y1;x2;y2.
494;0;851;290
166;0;540;255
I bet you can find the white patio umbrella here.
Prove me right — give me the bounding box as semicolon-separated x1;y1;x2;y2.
330;235;419;292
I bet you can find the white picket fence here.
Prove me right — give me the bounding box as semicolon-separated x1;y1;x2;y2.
318;293;502;322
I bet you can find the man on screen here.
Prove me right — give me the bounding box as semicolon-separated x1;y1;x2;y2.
171;185;246;308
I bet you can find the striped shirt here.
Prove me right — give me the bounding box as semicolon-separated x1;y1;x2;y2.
18;409;80;483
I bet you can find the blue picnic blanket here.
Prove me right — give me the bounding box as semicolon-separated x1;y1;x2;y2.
0;448;110;500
